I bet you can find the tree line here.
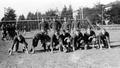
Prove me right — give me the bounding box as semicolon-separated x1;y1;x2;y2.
1;1;120;31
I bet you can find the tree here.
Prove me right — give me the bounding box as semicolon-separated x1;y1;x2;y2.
105;1;120;24
18;14;25;20
26;12;35;31
61;5;68;19
44;9;59;20
83;7;102;25
67;5;73;19
26;12;42;30
27;12;35;20
1;7;16;24
76;3;105;25
18;14;26;30
34;12;42;29
34;12;42;20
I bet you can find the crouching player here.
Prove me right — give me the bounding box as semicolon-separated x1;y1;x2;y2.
51;31;60;52
9;32;28;55
84;28;96;49
73;30;84;50
59;30;72;52
1;24;7;41
99;29;110;49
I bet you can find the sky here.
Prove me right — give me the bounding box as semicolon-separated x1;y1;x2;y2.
0;0;117;19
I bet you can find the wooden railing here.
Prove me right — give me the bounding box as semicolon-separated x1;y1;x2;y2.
99;25;120;30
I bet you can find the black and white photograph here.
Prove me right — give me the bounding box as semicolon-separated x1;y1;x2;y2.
0;0;120;68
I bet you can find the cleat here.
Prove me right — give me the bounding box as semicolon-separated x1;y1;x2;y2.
8;49;13;55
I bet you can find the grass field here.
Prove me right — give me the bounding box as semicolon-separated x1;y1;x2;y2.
0;29;120;68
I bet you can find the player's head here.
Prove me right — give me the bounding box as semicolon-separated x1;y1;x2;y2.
66;28;69;33
41;18;44;22
101;28;106;34
62;29;66;35
55;31;59;35
44;31;48;35
53;18;55;22
16;30;20;36
41;29;44;33
78;29;81;32
86;28;90;34
64;17;67;22
75;30;79;36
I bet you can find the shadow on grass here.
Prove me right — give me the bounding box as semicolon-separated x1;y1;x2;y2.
16;43;120;54
17;51;24;53
110;41;120;43
110;45;120;48
110;41;120;48
34;49;46;53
